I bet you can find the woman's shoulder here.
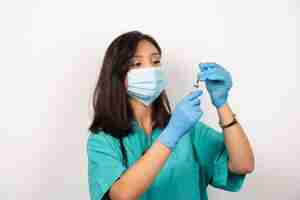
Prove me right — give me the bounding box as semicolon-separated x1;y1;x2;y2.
190;121;224;144
193;120;213;130
86;129;120;150
192;121;222;134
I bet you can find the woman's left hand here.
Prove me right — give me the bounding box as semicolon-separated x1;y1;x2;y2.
197;63;233;108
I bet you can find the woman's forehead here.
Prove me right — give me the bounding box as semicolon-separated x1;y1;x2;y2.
134;40;160;58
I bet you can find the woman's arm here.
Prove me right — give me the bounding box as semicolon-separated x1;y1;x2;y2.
217;103;255;174
109;90;204;200
109;140;171;200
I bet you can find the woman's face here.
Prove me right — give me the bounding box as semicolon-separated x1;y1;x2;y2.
124;40;162;89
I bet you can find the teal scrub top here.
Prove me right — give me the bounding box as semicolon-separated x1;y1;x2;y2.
86;120;246;200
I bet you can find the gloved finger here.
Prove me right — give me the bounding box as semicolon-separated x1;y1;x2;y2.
191;107;203;116
191;98;201;106
191;93;203;105
197;71;207;81
198;67;218;81
198;63;218;72
199;64;225;78
201;67;227;81
187;90;203;101
206;71;228;81
198;63;224;81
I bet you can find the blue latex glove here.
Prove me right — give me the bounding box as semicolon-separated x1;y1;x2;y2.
197;63;232;108
158;90;204;150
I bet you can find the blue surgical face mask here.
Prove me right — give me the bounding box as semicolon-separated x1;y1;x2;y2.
127;66;168;106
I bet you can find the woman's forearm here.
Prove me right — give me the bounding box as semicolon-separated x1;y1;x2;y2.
109;140;171;200
217;103;255;174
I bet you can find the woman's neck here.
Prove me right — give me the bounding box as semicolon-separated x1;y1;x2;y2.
130;98;154;135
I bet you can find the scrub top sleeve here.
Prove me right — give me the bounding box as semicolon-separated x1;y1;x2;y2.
191;121;246;192
86;132;127;200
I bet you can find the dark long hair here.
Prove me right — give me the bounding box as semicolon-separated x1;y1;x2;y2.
89;31;172;139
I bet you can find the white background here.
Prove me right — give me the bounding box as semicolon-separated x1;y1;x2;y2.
0;0;299;199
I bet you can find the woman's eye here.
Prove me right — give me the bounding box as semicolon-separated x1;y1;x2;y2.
134;62;141;66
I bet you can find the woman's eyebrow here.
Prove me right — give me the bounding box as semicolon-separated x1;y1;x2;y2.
133;53;161;58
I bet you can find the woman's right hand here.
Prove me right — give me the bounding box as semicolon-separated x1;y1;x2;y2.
157;90;204;150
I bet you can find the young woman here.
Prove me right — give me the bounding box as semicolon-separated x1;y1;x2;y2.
86;31;255;200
